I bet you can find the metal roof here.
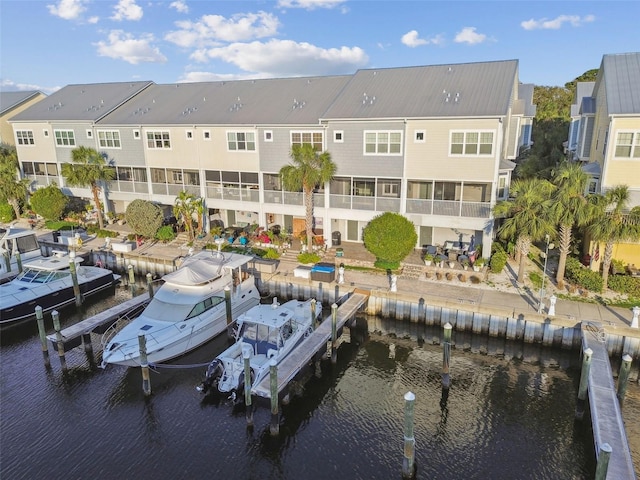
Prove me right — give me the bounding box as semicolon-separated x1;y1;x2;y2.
321;60;519;120
9;81;153;122
0;91;45;116
97;76;352;126
601;52;640;115
571;82;595;117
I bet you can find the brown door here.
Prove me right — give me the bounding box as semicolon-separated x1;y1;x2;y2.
292;218;306;236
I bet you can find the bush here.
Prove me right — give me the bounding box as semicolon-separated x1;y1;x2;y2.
374;259;400;270
155;225;176;243
297;252;320;264
0;203;15;222
363;212;417;265
125;199;163;239
263;248;281;260
608;275;640;297
490;251;508;273
565;256;603;293
45;220;79;230
30;184;68;220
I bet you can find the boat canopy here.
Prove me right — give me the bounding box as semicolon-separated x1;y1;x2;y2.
164;253;252;286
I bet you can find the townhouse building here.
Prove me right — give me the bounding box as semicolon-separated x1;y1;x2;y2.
9;59;535;258
569;52;640;264
0;91;47;146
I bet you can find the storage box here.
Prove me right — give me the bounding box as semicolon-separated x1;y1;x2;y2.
293;266;312;279
112;242;136;253
310;264;335;282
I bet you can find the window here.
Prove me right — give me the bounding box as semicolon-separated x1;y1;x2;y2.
364;131;402;155
98;130;121;148
264;131;273;142
43;129;49;137
334;131;344;143
86;129;93;138
291;131;323;150
353;178;375;196
381;182;399;197
203;131;211;140
587;178;599;194
450;131;493;156
133;130;140;139
146;131;171;149
614;132;640;158
414;130;425;143
227;131;256;151
16;130;34;145
186;131;193;140
498;175;508;199
54;130;75;147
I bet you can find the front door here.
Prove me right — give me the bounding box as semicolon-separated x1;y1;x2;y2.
292;218;306;236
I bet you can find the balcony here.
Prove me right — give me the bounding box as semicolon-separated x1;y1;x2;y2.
406;198;490;218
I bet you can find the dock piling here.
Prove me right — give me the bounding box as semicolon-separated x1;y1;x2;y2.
82;333;94;364
128;264;135;297
243;345;253;426
146;273;154;298
616;353;633;406
442;322;452;389
224;286;232;325
15;250;23;273
575;347;593;420
35;306;50;368
331;303;338;364
594;443;612;480
138;334;152;396
51;310;67;371
402;391;416;479
310;299;317;329
2;251;10;273
69;251;83;306
269;358;279;436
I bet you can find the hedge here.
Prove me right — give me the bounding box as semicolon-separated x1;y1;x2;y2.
565;256;603;293
608;275;640;297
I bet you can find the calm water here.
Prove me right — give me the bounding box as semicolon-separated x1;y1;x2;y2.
1;286;639;479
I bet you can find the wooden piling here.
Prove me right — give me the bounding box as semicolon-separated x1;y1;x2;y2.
331;303;338;364
575;347;592;420
51;310;67;371
15;250;23;273
594;443;612;480
68;252;83;306
128;264;135;297
243;345;253;426
269;358;279;435
35;306;50;368
442;322;452;389
402;391;416;479
82;333;94;363
310;298;317;329
146;273;154;298
2;251;10;272
138;334;152;396
616;353;633;406
224;286;232;325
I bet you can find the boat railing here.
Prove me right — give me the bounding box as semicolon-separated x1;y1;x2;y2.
100;303;147;348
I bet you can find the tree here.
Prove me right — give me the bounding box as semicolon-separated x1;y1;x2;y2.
61;146;115;230
0;143;30;219
493;178;555;284
587;185;640;290
279;144;336;252
125;199;163;239
548;162;595;287
30;184;68;220
362;212;417;270
173;191;201;242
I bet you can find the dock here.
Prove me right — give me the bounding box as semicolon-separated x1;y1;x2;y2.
581;321;637;480
253;290;369;399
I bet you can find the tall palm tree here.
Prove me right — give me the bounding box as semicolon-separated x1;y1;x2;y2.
493;177;555;284
173;190;198;242
588;185;640;290
0;143;30;219
61;146;115;230
279;144;336;252
548;162;595;287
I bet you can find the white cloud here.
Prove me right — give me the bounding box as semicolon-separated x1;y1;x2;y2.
94;30;167;64
165;11;280;48
454;27;486;45
88;16;99;24
111;0;143;22
277;0;346;10
401;30;444;48
47;0;88;20
170;1;189;13
178;71;252;83
191;39;368;77
0;79;60;95
521;14;595;30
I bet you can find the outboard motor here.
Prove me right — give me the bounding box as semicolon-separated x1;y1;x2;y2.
196;359;223;394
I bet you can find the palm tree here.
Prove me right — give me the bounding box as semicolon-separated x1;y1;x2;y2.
279;144;336;252
493;177;555;284
173;190;198;242
61;146;115;230
548;162;595;288
587;185;640;290
0;143;30;219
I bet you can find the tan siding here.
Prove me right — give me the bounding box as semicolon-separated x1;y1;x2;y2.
13;122;57;161
603;117;640;190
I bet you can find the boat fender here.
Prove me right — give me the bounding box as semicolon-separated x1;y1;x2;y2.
267;349;277;359
95;260;103;268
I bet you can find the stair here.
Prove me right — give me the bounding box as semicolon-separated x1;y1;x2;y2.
401;264;424;280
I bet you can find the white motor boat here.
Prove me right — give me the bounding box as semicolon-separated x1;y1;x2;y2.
197;298;322;401
101;250;260;368
0;226;45;281
0;253;119;327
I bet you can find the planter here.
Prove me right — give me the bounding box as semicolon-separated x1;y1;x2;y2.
473;266;480;272
424;260;432;266
448;262;456;269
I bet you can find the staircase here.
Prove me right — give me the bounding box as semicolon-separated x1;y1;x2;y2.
401;263;424;280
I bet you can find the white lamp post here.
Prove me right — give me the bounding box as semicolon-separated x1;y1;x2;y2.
538;235;554;314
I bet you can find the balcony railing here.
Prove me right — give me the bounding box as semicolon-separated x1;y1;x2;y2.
329;195;400;212
150;183;201;196
109;181;149;194
406;198;490;218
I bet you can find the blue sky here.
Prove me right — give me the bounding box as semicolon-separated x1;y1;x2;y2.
1;0;637;94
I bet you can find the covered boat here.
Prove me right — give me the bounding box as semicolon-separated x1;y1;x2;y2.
100;250;259;367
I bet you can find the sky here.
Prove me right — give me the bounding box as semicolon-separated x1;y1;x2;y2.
1;0;637;95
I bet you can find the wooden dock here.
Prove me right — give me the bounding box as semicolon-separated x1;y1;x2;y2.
46;294;150;350
581;321;637;480
253;290;369;399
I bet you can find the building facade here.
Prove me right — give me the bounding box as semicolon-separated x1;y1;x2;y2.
0;91;47;146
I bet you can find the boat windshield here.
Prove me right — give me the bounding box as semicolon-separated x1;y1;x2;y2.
142;298;194;322
241;322;280;353
17;269;68;283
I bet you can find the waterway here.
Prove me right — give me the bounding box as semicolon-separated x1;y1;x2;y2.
1;286;639;479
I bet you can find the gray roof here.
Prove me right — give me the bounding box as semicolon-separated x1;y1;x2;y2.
571;82;595;117
601;52;640;115
0;91;45;116
9;81;153;122
516;83;537;117
321;60;519;120
97;76;352;126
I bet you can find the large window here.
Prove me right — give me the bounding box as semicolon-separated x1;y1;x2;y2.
54;130;75;147
614;132;640;158
98;130;121;148
227;131;256;151
291;131;323;150
450;131;493;156
16;130;34;145
364;131;402;155
146;131;171;149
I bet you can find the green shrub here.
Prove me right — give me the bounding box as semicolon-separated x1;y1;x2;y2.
125;199;163;238
45;220;79;230
0;203;15;222
297;252;320;264
362;212;417;265
96;229;119;238
374;259;399;270
490;251;508;273
565;256;603;293
30;184;68;220
608;275;640;297
263;248;280;260
155;225;176;242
